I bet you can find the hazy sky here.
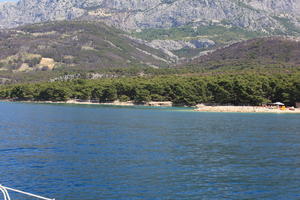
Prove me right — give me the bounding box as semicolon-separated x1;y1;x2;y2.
0;0;16;2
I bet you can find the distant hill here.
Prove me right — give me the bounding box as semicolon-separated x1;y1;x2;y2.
186;37;300;71
0;21;173;82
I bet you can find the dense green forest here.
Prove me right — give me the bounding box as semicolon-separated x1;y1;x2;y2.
1;73;300;106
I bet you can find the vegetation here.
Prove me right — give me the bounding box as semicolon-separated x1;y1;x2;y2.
273;16;300;35
1;73;300;107
133;25;265;44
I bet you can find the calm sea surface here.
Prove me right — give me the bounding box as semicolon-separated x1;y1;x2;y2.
1;102;300;200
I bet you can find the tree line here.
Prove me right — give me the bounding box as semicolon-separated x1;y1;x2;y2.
1;73;300;106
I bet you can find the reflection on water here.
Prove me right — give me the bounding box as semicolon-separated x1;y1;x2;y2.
0;102;300;199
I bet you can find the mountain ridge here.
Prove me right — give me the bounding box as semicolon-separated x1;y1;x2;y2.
0;0;300;36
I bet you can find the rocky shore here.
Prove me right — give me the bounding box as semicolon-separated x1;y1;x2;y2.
1;99;174;107
66;100;173;107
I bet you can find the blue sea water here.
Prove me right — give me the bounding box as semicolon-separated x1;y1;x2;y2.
0;102;300;200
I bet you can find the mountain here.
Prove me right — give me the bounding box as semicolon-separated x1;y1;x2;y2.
1;0;300;84
1;0;300;35
0;21;174;83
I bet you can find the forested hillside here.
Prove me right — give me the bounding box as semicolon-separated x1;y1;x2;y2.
1;73;300;106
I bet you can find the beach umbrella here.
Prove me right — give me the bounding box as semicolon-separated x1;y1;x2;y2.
273;102;285;106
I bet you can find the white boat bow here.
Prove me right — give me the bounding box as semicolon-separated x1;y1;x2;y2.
0;185;54;200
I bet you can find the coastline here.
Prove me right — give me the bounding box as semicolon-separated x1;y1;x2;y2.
194;105;300;114
0;99;174;107
1;99;300;114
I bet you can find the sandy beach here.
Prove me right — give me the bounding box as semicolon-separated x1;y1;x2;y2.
194;105;300;114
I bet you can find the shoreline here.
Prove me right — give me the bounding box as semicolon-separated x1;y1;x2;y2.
194;105;300;114
1;99;300;114
0;99;175;107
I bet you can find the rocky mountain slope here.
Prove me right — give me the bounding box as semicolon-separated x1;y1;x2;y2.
0;0;300;35
0;21;174;83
